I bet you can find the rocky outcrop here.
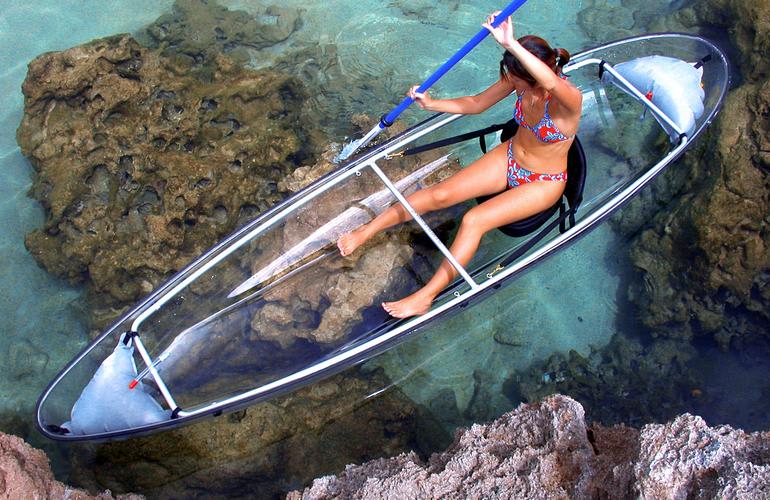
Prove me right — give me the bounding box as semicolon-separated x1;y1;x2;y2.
291;395;600;499
289;395;770;499
0;432;140;499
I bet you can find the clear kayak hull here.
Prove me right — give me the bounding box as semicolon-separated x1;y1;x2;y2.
37;33;730;441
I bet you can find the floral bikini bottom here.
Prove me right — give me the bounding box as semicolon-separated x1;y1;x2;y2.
506;140;567;189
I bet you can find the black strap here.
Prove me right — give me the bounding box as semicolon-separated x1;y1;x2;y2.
694;54;712;69
598;60;608;80
122;330;138;345
398;122;508;157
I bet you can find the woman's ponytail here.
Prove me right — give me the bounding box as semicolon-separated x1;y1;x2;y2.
554;47;571;74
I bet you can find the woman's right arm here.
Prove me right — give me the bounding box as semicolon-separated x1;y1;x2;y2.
410;78;515;115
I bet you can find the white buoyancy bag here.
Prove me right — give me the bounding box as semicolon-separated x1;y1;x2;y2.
602;55;705;142
63;334;170;435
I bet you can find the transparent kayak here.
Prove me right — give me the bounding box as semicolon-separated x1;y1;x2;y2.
37;33;729;441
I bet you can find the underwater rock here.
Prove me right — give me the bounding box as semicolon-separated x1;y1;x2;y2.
145;0;298;58
68;369;421;499
576;0;683;45
0;432;140;499
627;79;770;344
251;239;416;346
580;0;770;345
504;333;701;427
17;34;312;326
290;395;770;499
656;0;770;82
139;0;302;70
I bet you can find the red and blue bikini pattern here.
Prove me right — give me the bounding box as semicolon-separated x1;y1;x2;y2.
506;140;567;188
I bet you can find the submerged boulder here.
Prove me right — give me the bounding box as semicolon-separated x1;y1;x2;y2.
17;34;312;325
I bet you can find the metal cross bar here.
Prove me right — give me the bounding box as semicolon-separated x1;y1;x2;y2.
366;161;479;290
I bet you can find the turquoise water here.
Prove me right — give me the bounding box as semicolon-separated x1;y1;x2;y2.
0;0;602;442
1;0;766;497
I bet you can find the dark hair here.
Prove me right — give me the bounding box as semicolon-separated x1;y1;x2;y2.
499;35;570;85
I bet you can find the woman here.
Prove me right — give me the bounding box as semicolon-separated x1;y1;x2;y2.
338;13;582;318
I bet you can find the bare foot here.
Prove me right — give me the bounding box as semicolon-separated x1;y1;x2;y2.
382;291;434;318
337;227;370;256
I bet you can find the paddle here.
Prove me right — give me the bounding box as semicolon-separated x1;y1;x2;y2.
336;0;530;161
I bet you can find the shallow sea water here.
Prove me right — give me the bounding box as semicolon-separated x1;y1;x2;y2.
1;0;767;496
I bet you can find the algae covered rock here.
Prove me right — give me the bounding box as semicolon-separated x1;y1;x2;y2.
627;79;769;344
17;34;312;323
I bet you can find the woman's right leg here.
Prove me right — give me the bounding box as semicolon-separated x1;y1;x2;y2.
338;142;510;256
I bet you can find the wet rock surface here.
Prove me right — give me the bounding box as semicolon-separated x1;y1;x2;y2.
0;432;140;499
68;369;426;499
290;395;770;499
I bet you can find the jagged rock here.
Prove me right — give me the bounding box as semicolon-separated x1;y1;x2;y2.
0;432;140;499
635;414;770;499
290;395;600;499
17;34;312;327
69;369;423;499
289;395;770;499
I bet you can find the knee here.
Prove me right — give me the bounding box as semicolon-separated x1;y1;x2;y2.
429;185;453;208
460;208;489;235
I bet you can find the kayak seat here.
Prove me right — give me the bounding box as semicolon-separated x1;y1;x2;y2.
476;121;587;238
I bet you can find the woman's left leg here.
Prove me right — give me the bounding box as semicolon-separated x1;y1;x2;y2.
383;180;565;318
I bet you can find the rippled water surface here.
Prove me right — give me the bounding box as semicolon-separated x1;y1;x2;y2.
1;0;766;496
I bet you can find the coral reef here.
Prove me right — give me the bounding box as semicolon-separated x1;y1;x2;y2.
290;395;770;499
0;432;139;499
68;369;428;499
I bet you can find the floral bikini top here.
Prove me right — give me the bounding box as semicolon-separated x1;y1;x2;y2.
513;91;573;143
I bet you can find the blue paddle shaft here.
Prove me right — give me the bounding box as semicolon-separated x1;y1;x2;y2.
381;0;528;127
